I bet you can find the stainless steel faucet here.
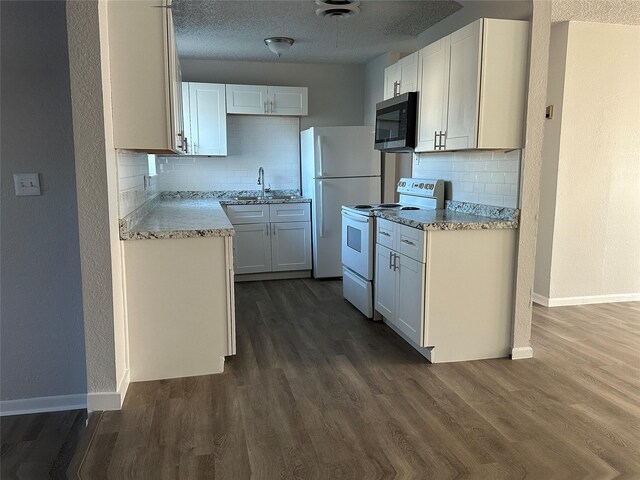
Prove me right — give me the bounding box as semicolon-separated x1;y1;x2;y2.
257;167;265;199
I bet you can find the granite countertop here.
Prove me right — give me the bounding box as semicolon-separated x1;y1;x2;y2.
374;201;519;231
120;198;235;240
120;190;311;241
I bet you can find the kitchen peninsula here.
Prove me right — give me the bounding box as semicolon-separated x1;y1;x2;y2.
119;191;310;382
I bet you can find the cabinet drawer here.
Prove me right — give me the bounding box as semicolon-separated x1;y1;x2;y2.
225;204;270;224
376;218;397;249
269;203;310;223
398;225;426;262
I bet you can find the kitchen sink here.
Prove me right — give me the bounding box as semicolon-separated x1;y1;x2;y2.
234;196;261;201
268;195;300;200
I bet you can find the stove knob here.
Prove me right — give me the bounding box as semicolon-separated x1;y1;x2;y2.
419;183;424;188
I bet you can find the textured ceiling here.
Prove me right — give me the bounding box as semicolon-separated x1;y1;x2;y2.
172;0;462;64
552;0;640;25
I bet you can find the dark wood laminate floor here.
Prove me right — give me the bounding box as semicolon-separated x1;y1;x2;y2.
1;409;87;479
19;279;640;479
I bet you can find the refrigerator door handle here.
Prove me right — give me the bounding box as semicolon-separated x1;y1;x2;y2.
318;180;325;238
317;136;324;177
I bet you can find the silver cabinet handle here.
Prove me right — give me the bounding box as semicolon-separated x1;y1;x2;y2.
380;231;391;237
389;251;393;269
264;100;268;114
392;253;399;271
272;224;277;235
270;100;274;113
401;239;416;246
441;130;446;150
266;225;270;235
434;130;439;149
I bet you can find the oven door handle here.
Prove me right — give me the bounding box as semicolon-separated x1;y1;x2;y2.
341;211;370;223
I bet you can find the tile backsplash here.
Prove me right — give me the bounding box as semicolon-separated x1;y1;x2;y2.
118;150;157;217
156;116;300;192
412;150;521;208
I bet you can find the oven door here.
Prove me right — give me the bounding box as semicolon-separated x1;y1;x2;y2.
341;210;373;280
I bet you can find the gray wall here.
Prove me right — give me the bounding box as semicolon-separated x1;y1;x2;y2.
1;1;87;401
181;59;365;129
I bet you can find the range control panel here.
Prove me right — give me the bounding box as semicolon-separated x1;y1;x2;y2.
397;178;445;199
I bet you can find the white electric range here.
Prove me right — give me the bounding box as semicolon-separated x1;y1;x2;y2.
341;178;444;318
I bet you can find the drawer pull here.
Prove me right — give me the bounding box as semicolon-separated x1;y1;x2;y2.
401;239;416;246
380;231;391;237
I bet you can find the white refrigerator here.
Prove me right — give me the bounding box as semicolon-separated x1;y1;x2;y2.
301;126;381;278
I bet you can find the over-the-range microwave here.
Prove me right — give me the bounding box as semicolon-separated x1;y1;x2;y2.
374;91;417;153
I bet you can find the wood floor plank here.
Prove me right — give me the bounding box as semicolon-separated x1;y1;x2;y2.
66;281;640;479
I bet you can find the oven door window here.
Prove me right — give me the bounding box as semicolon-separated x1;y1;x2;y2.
346;225;362;253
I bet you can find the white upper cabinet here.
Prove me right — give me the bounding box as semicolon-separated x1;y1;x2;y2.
225;85;270;115
226;84;308;116
383;52;419;100
183;82;227;156
445;20;482;150
383;63;401;100
415;18;529;152
415;39;449;152
107;0;185;154
399;53;419;94
269;86;308;116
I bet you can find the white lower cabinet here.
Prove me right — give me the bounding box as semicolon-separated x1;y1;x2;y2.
375;245;397;320
271;222;312;271
227;203;312;275
375;218;518;363
375;243;425;346
233;223;271;274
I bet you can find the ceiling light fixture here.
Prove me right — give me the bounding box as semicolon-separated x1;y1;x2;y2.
264;37;294;57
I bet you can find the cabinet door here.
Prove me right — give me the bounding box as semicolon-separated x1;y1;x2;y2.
233;224;272;274
383;63;401;100
182;83;192;153
415;38;449;152
396;254;426;346
375;245;397;321
226;84;269;115
271;222;312;271
188;83;227;156
108;0;182;153
269;87;308;116
445;19;482;150
167;7;185;153
399;52;419;94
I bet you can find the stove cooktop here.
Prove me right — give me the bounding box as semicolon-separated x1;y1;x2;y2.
343;202;423;216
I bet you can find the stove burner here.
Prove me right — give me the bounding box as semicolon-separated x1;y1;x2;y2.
379;203;401;208
401;206;420;211
354;204;372;209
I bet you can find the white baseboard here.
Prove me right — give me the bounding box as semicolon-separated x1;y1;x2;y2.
511;346;533;360
532;293;549;306
533;292;640;307
87;368;130;412
0;394;86;417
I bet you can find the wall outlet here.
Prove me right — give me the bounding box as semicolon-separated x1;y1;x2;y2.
13;173;41;196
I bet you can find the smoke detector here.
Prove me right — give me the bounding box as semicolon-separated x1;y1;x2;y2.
315;0;361;18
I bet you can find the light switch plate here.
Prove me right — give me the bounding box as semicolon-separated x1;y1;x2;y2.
13;173;41;196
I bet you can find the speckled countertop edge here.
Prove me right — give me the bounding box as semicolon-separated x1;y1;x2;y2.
373;200;519;231
160;190;310;204
120;190;311;241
